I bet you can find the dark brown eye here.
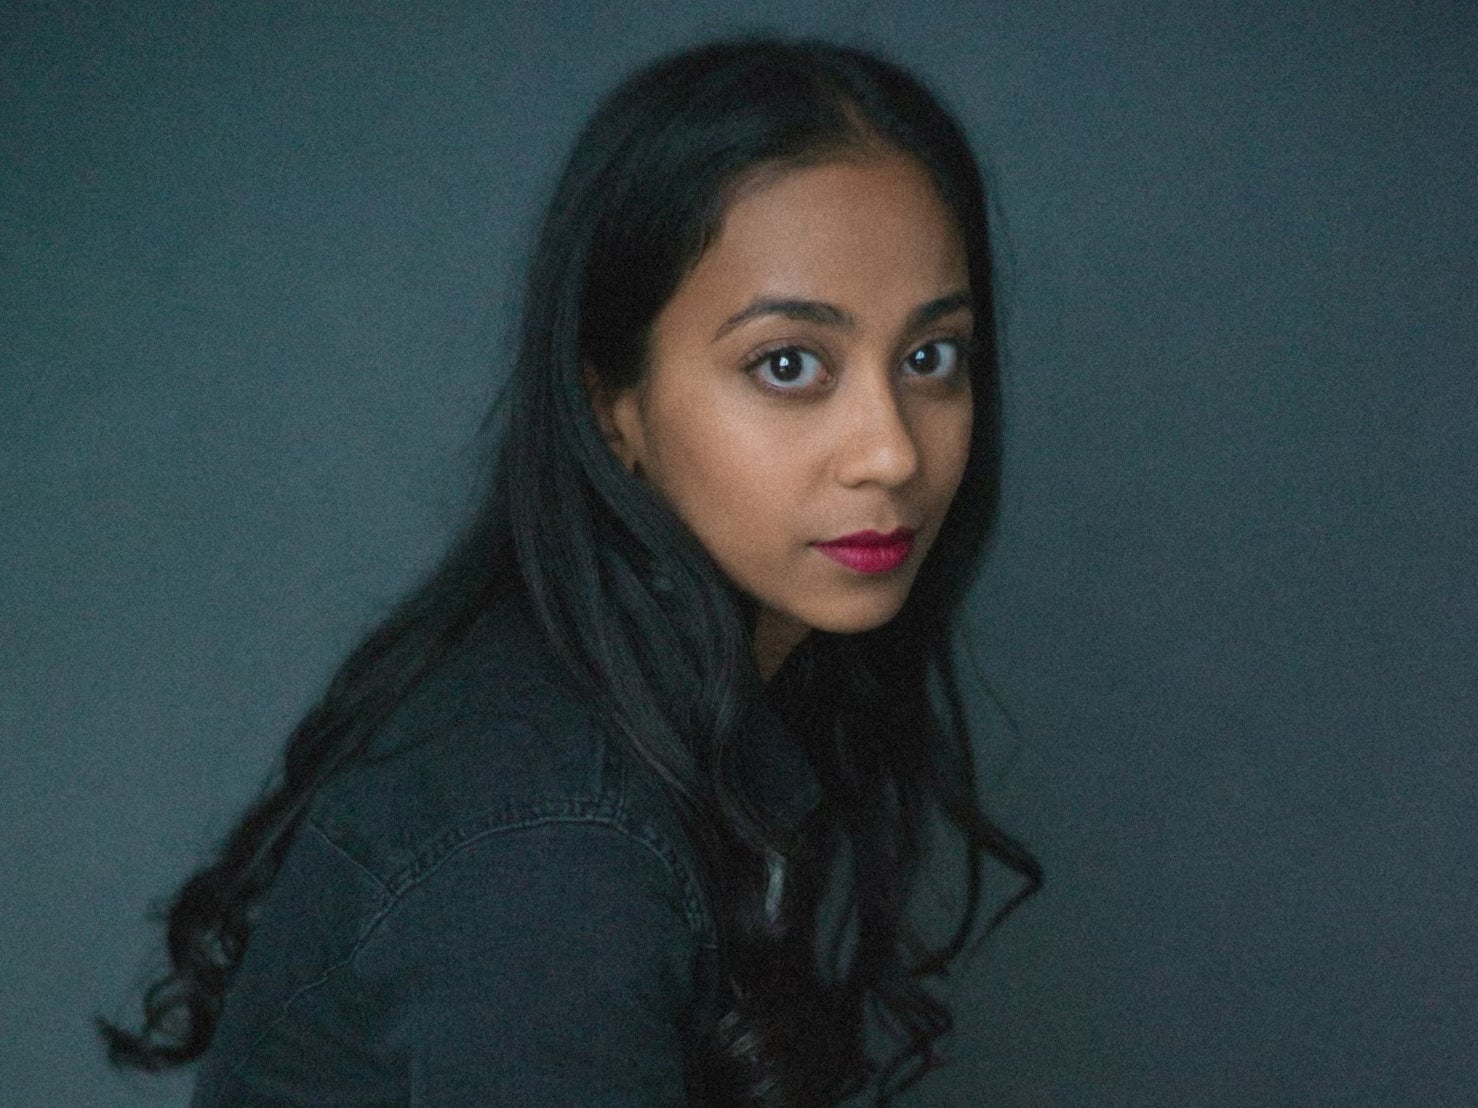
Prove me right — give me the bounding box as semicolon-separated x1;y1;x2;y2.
904;340;961;378
753;347;824;390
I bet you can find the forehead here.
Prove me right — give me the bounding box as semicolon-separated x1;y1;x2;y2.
670;153;969;322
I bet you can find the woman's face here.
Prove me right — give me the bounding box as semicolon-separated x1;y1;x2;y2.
597;153;975;676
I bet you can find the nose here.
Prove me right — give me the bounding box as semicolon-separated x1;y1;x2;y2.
833;373;920;489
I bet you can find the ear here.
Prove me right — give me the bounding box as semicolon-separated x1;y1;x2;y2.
583;362;644;475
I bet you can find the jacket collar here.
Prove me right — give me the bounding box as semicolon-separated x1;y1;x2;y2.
735;698;822;838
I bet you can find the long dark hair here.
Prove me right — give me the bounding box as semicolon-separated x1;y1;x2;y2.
102;37;1040;1105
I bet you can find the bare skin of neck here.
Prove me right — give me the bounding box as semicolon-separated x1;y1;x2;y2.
753;608;811;682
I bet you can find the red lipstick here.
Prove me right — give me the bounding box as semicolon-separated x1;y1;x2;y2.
812;528;916;574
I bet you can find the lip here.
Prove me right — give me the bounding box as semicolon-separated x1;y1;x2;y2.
811;527;916;575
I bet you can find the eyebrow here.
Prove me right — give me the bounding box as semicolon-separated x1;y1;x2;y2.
713;290;973;341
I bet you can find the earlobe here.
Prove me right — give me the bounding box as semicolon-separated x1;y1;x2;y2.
583;362;643;475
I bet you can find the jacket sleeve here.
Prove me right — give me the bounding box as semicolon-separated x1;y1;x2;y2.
355;817;700;1107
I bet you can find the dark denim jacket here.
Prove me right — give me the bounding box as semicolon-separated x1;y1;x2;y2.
192;598;818;1107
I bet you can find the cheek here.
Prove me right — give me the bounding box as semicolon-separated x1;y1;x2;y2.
642;394;799;538
928;404;975;502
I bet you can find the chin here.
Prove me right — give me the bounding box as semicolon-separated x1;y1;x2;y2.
804;591;912;636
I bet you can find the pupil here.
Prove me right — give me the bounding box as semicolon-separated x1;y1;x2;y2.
772;351;802;381
912;345;939;373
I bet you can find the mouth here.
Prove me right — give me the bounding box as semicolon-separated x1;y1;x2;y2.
811;527;917;575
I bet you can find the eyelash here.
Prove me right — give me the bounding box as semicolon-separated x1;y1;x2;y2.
745;337;972;394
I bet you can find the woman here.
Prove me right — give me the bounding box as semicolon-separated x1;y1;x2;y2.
104;37;1040;1106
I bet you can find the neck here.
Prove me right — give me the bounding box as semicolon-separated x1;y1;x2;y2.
753;609;810;681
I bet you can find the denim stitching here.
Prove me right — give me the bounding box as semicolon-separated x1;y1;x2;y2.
230;806;714;1078
374;801;712;942
308;821;392;895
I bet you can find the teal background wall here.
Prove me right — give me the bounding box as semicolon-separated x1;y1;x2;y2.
4;2;1474;1104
